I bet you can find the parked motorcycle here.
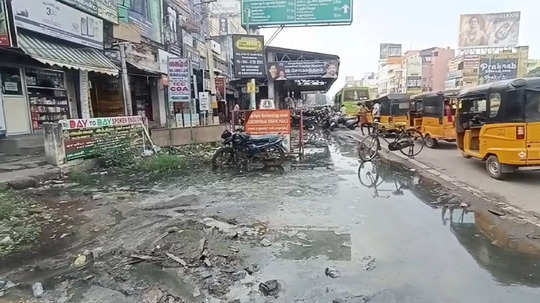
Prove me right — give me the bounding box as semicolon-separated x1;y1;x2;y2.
212;129;287;170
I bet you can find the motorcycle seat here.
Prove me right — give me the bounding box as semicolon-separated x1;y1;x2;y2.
249;135;281;143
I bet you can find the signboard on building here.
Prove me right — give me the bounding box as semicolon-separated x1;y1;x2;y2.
232;34;265;78
267;60;339;80
380;44;402;59
58;0;118;24
12;0;104;49
199;92;210;111
478;58;518;84
459;12;520;48
168;58;191;103
60;116;144;161
215;77;226;101
0;0;11;46
241;0;353;27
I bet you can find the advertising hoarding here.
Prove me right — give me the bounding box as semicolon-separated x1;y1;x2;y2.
478;58;518;84
232;34;265;78
168;58;191;103
12;0;104;49
199;92;210;111
58;0;118;24
241;0;353;27
215;77;226;101
0;0;11;46
380;44;402;59
459;12;520;48
267;60;339;81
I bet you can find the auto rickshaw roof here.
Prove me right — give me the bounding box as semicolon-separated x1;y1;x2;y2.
372;93;409;103
413;89;460;100
459;78;540;98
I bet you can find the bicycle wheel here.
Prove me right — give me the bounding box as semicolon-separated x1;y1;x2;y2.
358;135;380;161
398;129;425;158
358;160;380;188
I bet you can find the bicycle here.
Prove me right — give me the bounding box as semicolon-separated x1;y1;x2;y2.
358;122;425;161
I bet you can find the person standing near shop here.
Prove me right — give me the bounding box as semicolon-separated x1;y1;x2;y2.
372;100;381;123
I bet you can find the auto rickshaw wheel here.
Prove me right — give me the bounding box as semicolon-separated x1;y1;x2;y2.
424;135;438;148
486;155;506;180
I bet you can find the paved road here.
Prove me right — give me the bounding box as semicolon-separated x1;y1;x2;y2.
410;141;540;217
348;129;540;218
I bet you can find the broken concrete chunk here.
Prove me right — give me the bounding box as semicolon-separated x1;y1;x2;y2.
259;280;281;297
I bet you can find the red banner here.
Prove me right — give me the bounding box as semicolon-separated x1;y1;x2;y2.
215;77;225;101
245;110;291;135
0;0;11;47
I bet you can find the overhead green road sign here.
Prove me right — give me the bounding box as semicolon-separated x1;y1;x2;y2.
242;0;353;27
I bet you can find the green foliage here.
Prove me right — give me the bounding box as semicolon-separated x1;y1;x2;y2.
96;139;139;168
136;154;187;174
0;190;41;256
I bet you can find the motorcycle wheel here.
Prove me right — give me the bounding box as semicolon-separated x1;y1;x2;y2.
263;146;286;167
212;147;235;170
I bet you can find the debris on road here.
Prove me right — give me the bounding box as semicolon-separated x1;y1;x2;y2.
259;280;281;297
32;282;44;298
325;267;341;278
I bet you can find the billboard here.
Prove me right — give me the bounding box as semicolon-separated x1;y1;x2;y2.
380;44;402;59
12;0;104;49
232;34;265;79
459;12;520;48
267;60;339;81
478;58;518;84
242;0;352;27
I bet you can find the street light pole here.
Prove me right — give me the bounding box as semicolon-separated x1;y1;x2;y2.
119;42;133;116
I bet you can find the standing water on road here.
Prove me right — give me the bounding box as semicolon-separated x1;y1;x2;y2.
211;144;540;302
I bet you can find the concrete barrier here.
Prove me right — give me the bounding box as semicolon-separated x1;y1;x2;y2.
151;125;226;147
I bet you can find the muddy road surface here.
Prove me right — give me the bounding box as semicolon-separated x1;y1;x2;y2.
2;138;540;302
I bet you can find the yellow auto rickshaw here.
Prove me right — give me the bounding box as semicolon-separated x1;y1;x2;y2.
456;78;540;179
409;97;424;129
414;90;459;148
375;94;410;130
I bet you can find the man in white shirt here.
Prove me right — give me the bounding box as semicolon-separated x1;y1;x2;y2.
372;100;381;123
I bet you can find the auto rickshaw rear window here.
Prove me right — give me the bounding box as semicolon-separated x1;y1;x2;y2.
526;91;540;122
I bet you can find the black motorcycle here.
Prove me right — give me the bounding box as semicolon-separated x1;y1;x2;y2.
212;130;287;170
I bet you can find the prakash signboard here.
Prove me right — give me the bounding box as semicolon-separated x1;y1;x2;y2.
459;12;520;48
478;58;518;84
242;0;353;27
12;0;104;49
267;60;339;81
232;34;265;79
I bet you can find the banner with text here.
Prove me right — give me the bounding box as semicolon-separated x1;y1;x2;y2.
232;34;265;78
0;0;11;46
168;58;191;103
267;60;339;81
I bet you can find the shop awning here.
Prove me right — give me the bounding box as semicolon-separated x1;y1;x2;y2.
18;33;119;76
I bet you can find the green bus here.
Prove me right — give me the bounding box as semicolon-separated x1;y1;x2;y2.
334;86;372;116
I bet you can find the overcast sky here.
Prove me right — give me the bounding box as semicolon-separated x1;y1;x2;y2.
260;0;540;96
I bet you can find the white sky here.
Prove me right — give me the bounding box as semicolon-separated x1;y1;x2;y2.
260;0;540;96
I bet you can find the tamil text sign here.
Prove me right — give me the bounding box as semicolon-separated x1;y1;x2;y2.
60;116;144;161
267;60;339;80
459;12;520;48
168;58;191;103
245;110;291;135
478;58;518;84
232;34;265;78
58;0;118;24
242;0;353;26
12;0;104;49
